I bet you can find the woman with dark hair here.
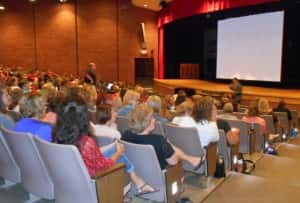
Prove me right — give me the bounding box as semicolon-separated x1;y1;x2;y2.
93;104;121;139
0;85;15;130
55;97;157;196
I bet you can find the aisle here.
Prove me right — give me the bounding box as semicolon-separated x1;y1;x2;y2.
203;137;300;203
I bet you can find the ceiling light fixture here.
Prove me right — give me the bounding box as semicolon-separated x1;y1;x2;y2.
59;0;68;3
143;4;148;8
29;0;37;2
0;2;5;10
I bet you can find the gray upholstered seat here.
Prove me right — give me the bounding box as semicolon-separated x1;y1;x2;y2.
94;136;115;147
121;140;181;202
217;129;231;170
261;114;275;134
34;136;98;203
224;119;250;154
290;110;298;128
0;130;21;188
117;116;129;134
152;121;165;136
164;124;206;174
0;127;54;200
274;111;290;135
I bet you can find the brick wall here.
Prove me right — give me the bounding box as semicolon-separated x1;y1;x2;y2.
0;0;158;83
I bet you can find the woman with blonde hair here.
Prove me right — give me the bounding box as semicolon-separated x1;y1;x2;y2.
147;95;168;125
172;101;196;127
122;103;204;170
258;98;272;115
118;89;140;116
14;94;52;142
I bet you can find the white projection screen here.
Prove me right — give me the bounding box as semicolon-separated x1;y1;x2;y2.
216;11;284;82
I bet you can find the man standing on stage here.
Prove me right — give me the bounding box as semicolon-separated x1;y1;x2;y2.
84;62;97;85
229;77;242;111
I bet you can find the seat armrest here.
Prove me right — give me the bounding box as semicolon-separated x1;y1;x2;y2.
92;163;125;203
91;163;125;179
165;162;184;203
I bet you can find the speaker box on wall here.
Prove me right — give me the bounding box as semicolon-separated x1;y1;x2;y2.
138;22;147;49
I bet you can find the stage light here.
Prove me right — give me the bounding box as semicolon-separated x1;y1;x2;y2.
0;3;5;10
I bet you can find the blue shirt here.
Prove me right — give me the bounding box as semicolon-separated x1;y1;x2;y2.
0;113;15;130
118;104;134;117
14;118;52;142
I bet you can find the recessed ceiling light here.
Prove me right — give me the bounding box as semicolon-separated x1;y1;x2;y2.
0;3;5;10
143;4;148;8
59;0;68;3
29;0;37;2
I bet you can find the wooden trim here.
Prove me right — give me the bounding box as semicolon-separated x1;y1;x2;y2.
92;163;125;179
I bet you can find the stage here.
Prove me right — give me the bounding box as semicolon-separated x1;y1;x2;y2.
153;79;300;114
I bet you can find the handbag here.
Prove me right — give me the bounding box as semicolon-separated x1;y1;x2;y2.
226;127;240;145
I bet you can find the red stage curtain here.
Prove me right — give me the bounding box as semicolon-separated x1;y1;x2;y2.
157;0;280;78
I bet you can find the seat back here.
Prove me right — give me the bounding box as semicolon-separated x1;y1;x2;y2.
233;112;247;119
34;136;97;203
290;110;298;128
0;130;21;184
0;127;54;199
165;124;205;172
224;119;249;154
261;114;275;134
217;130;231;170
94;136;115;147
121;141;166;202
116;116;129;134
274;112;290;135
152;121;165;136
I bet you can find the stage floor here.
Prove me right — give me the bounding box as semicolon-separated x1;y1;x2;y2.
153;79;300;113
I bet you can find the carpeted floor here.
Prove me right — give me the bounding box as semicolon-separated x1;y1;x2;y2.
203;137;300;203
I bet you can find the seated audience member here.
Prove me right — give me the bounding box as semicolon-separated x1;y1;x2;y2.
193;96;220;148
94;104;122;139
258;98;277;123
42;95;63;126
174;90;186;107
82;84;98;123
14;94;52;142
147;95;168;126
172;101;196;127
122;103;204;170
118;90;140;116
55;97;157;195
8;87;23;112
273;100;292;121
242;101;266;132
217;102;238;120
0;86;15;130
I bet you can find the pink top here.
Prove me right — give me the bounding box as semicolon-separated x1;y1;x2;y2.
242;116;266;133
77;135;114;176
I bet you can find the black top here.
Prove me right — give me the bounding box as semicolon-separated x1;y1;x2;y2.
122;130;174;170
217;119;231;133
273;107;292;121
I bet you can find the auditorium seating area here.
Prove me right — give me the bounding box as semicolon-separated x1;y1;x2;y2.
1;66;300;203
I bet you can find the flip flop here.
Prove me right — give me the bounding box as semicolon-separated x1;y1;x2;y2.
135;183;160;197
193;156;205;171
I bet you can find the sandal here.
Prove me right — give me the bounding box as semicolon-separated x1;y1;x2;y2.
193;156;205;171
135;183;160;196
